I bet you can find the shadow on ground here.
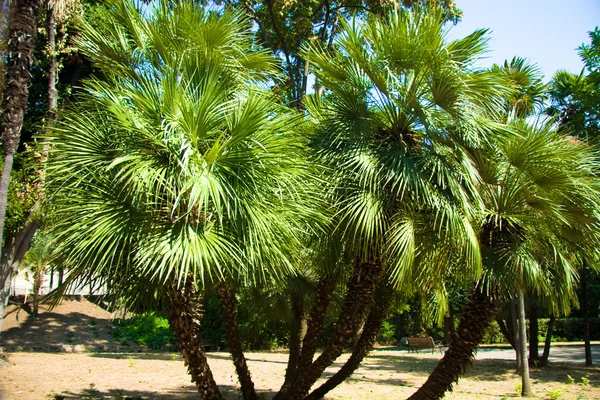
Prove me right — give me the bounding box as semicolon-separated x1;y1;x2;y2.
53;385;274;400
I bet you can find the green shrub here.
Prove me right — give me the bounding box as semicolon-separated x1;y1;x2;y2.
377;321;396;345
111;312;175;349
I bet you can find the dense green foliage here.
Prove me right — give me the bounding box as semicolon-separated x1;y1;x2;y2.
111;312;175;349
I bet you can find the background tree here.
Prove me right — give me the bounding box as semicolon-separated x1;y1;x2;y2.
547;27;600;366
221;0;462;107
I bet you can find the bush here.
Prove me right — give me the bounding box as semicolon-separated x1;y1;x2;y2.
111;312;175;349
483;320;507;344
538;318;600;341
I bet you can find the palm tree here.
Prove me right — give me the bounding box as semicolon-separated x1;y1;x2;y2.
22;231;53;318
409;119;600;399
278;8;504;400
45;1;316;398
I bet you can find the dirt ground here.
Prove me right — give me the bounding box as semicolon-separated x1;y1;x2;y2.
1;298;599;399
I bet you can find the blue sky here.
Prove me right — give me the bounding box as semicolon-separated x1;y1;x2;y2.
446;0;600;80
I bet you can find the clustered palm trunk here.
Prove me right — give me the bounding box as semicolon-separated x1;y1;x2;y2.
408;286;497;400
0;0;42;337
283;260;383;400
306;283;394;400
165;279;223;400
217;280;258;400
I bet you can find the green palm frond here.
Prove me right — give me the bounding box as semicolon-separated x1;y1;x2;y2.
45;0;322;302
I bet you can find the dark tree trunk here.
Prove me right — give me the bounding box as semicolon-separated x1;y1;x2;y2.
511;298;522;372
582;264;592;366
0;0;42;254
407;286;497;400
217;280;258;400
0;0;42;340
32;267;43;318
274;275;335;400
283;260;384;400
529;305;539;365
497;318;516;350
0;213;40;338
517;291;532;397
306;284;394;400
166;279;223;400
280;291;307;393
539;314;555;366
443;312;454;346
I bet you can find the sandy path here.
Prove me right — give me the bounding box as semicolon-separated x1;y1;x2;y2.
1;350;599;399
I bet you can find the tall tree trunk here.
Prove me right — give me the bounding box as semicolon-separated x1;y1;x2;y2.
517;291;532;397
443;312;454;346
32;267;43;318
217;280;258;400
0;0;42;341
274;275;335;400
529;305;539;365
0;0;42;257
511;298;522;372
306;284;394;400
0;213;40;338
497;318;516;350
280;291;307;393
407;286;497;400
283;260;383;400
582;264;592;366
539;314;555;367
166;279;223;400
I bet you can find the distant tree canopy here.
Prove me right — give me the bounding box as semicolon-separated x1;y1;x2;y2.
548;27;600;140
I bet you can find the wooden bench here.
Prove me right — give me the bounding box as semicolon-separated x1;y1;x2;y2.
405;336;444;354
201;339;220;352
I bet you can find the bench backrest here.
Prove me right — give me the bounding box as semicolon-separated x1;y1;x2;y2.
406;337;434;347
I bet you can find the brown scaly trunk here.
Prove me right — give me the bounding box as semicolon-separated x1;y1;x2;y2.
539;314;554;366
0;0;42;255
529;305;539;365
217;280;258;400
0;0;42;340
280;291;307;393
517;291;532;396
274;275;336;400
306;284;394;400
407;286;497;400
166;279;223;400
32;267;44;318
283;260;384;400
581;263;593;366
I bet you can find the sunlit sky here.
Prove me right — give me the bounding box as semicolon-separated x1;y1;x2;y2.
447;0;600;80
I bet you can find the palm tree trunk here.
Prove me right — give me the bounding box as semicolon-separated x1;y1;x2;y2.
0;0;42;340
217;280;258;400
539;314;554;366
529;304;539;365
166;279;223;400
582;263;593;366
0;0;42;255
32;267;43;318
281;291;307;393
274;275;335;400
306;284;393;400
407;286;497;400
511;298;522;372
497;318;516;349
283;260;383;400
273;275;335;400
517;291;532;397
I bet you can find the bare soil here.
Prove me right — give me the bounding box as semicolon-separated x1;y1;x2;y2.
1;298;599;399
